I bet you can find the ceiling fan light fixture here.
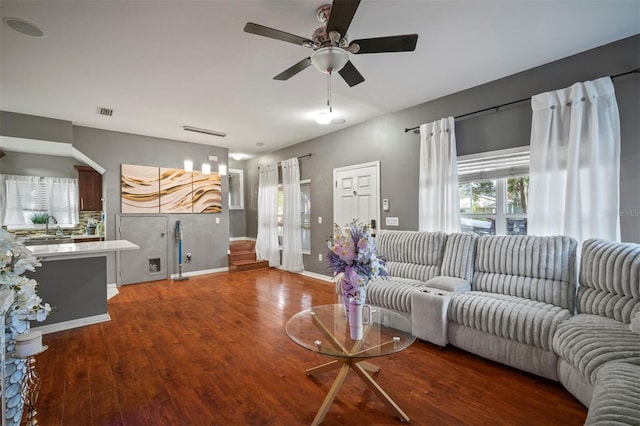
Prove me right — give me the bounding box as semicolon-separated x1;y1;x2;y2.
316;111;333;125
310;47;349;74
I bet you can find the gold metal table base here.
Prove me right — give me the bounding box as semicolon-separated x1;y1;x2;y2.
306;359;410;425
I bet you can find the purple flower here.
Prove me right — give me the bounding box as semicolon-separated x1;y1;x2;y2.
326;220;388;285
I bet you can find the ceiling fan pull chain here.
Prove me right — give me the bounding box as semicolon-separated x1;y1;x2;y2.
328;71;332;113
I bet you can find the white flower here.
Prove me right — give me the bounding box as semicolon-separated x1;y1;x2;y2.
0;229;50;323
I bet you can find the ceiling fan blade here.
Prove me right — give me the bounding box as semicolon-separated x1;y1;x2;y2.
351;34;418;54
274;58;312;81
244;22;312;46
326;0;361;36
338;61;365;87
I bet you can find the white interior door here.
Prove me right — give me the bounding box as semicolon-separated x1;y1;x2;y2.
116;215;169;285
333;161;380;232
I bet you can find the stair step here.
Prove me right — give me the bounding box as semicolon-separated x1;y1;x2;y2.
229;251;257;262
230;241;255;253
229;259;269;272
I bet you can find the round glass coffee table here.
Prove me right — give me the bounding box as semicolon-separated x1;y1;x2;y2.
286;304;415;425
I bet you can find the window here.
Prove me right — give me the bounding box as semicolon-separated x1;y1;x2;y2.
1;174;79;227
457;147;529;236
277;179;311;254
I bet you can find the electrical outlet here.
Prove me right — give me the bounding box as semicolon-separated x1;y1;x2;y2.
318;253;322;262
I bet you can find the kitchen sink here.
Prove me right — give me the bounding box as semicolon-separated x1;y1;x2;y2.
21;235;74;246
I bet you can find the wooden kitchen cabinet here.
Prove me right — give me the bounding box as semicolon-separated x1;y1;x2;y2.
75;165;103;211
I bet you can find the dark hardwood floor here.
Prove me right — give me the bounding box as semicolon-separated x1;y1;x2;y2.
36;269;587;425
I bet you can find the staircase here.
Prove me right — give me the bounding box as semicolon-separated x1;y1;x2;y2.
228;240;269;272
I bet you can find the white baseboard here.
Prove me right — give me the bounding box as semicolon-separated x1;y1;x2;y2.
300;270;333;282
170;267;229;279
273;267;332;283
107;283;119;300
31;313;111;335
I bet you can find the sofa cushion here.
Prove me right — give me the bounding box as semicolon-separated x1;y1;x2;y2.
552;314;640;384
425;276;470;292
473;235;577;311
441;232;477;282
585;362;640;425
448;291;571;351
578;239;640;323
376;230;447;282
366;278;425;313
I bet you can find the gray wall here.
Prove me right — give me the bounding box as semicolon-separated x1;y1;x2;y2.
72;126;230;282
0;151;80;177
246;35;640;276
0;115;230;284
0;111;73;143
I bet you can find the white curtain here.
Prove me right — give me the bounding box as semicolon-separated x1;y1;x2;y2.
2;175;39;226
46;177;79;225
255;163;280;267
529;77;621;243
418;117;461;232
281;158;304;272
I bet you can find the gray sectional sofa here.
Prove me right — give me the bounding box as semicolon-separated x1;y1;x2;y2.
362;230;640;424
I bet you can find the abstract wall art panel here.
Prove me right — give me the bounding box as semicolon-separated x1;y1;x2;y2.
160;168;193;214
192;171;222;213
121;164;160;213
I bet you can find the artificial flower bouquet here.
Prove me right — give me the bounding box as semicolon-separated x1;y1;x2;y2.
326;220;388;303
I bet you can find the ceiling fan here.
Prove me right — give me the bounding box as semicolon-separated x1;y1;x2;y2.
243;0;418;87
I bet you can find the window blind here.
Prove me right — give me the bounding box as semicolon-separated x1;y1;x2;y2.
458;146;530;182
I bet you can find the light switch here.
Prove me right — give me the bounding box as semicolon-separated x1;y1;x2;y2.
318;216;322;224
382;199;389;211
385;217;399;227
215;217;220;224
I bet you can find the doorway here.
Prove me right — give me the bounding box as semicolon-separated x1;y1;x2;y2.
116;215;169;285
333;161;380;232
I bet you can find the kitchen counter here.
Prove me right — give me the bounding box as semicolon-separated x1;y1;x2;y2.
24;239;139;333
27;239;138;260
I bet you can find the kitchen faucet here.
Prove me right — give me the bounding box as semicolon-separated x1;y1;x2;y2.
45;215;58;235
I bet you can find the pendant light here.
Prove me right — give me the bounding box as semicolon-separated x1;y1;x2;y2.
202;145;211;175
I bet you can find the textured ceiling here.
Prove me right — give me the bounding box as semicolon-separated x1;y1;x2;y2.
1;1;639;158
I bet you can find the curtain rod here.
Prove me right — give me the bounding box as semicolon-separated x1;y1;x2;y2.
404;67;640;133
258;153;312;169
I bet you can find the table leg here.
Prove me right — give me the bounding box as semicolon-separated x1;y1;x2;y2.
353;362;410;423
357;361;380;373
311;363;351;426
306;360;341;376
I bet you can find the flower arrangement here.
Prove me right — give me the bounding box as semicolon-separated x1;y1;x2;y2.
0;229;51;326
327;221;388;302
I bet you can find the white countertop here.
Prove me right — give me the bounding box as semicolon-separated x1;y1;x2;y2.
26;240;139;259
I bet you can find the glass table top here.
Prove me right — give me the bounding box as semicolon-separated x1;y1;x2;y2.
285;304;415;359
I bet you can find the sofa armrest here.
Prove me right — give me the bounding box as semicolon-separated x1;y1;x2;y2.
425;276;471;293
411;289;454;347
631;311;640;335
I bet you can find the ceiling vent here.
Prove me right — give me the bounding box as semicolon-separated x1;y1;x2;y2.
97;107;114;117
